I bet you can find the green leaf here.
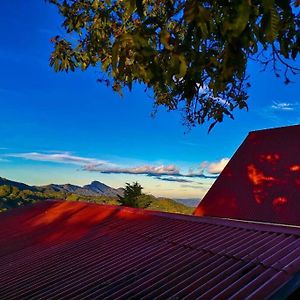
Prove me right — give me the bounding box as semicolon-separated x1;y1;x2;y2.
262;0;274;11
112;42;120;71
208;120;218;133
136;0;144;18
177;54;187;78
228;0;251;37
101;58;111;72
125;0;136;16
184;0;198;24
91;0;99;10
280;39;289;58
265;8;279;42
160;29;172;50
54;59;60;72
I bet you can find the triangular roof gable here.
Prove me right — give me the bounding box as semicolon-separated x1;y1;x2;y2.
194;125;300;226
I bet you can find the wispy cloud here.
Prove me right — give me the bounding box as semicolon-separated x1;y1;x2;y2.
271;101;300;111
155;177;194;183
84;163;222;179
258;101;300;124
83;164;180;176
180;184;205;189
5;152;112;167
5;151;229;183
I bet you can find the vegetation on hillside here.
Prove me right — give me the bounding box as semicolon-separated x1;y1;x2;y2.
0;184;118;212
117;182;194;213
0;180;193;215
148;197;194;214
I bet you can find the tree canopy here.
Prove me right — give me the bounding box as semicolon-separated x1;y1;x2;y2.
118;182;152;208
49;0;300;130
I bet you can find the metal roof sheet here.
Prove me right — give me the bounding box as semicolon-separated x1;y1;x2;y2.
194;125;300;226
1;200;300;299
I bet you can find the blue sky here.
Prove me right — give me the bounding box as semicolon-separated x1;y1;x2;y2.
0;1;299;199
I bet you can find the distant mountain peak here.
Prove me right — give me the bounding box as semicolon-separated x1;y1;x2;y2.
89;181;108;187
0;177;36;191
0;177;123;197
83;181;122;197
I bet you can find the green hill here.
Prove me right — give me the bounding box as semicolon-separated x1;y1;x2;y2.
148;198;194;214
0;178;193;215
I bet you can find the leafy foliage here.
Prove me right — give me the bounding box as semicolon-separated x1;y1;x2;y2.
48;0;300;129
118;182;152;208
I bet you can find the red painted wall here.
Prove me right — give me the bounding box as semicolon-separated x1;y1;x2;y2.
194;125;300;226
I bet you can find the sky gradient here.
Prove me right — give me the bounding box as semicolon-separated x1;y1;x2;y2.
0;1;299;199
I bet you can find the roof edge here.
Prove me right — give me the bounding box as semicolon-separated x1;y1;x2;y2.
249;124;300;134
44;199;300;236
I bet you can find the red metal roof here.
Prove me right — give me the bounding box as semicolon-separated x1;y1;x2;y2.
194;125;300;226
1;200;300;299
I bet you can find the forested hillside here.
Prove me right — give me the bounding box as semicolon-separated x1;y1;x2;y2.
0;177;193;215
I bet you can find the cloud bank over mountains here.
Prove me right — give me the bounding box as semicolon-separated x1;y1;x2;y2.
4;151;229;183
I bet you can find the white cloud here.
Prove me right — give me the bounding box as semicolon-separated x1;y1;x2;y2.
84;162;221;179
271;101;300;111
206;158;230;174
5;151;230;182
188;158;229;177
83;164;180;176
91;162;227;179
154;177;194;183
6;152;112;167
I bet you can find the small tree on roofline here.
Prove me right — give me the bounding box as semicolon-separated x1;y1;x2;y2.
48;0;300;131
118;182;152;208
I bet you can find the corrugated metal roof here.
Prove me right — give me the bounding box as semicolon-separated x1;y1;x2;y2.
1;200;300;299
194;125;300;226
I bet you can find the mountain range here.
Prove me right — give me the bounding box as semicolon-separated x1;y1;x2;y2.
0;177;124;197
0;177;195;214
